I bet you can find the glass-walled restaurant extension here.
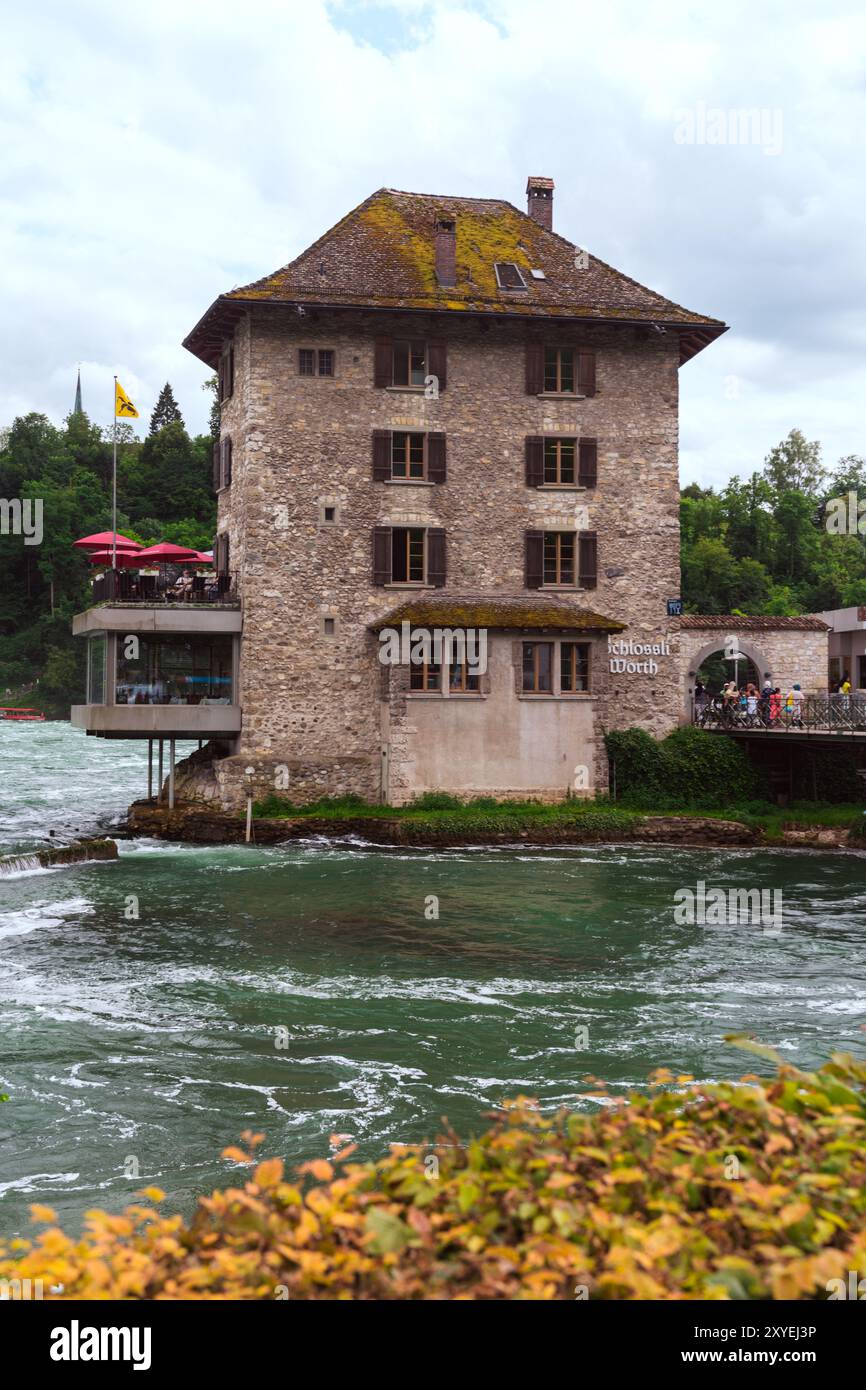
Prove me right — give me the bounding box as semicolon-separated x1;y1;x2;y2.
83;632;235;706
116;635;233;705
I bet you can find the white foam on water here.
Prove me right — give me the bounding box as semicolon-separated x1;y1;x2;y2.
0;896;93;941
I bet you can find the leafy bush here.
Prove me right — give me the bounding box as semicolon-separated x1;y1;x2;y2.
3;1043;865;1300
660;725;762;804
604;728;665;800
606;726;762;808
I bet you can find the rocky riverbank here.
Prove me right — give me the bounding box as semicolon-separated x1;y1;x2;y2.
127;800;773;848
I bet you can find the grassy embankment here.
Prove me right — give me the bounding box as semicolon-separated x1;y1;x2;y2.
252;791;866;845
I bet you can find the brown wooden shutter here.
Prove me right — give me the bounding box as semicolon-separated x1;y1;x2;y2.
427;432;446;484
578;351;596;397
526;341;544;394
372;527;391;586
427;341;447;392
227;345;234;397
525;436;544;487
212;441;221;491
222;437;232;488
372;430;391;481
426;528;446;587
374;338;393;388
525;529;544;588
579;531;598;589
217;356;224;402
578;438;597;487
216;533;229;576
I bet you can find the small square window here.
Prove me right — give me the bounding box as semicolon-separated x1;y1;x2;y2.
299;349;315;376
318;350;334;377
323;617;336;636
323;506;336;522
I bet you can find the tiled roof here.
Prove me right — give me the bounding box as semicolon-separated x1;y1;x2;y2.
368;594;626;633
184;187;726;366
679;615;830;632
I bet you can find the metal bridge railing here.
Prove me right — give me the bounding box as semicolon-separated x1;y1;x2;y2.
694;694;866;734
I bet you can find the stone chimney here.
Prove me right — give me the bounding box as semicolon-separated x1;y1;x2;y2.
434;214;456;287
526;176;554;231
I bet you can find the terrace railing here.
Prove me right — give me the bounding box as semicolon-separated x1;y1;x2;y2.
90;569;239;606
695;694;866;734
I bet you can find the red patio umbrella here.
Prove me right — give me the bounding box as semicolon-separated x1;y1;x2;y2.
175;551;215;566
134;542;200;561
86;549;142;568
73;531;142;552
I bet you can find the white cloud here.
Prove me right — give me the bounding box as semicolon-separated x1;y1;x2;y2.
1;0;864;487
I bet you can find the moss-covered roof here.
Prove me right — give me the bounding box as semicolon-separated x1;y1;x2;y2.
680;615;830;632
368;594;627;634
184;186;726;366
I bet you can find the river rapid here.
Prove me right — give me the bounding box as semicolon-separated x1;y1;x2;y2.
1;722;865;1235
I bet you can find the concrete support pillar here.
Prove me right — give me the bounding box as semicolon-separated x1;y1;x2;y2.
147;739;153;800
169;739;176;810
158;739;164;804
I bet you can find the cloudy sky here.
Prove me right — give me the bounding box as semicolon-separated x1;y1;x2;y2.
2;0;864;487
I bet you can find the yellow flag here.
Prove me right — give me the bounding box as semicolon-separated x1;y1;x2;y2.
115;381;139;418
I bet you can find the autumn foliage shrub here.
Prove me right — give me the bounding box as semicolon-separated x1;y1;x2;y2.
2;1041;865;1301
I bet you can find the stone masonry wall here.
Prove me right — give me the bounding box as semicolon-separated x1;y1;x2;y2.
213;306;682;805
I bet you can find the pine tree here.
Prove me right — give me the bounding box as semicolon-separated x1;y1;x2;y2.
148;382;185;436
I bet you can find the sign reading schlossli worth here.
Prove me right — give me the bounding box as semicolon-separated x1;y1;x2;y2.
608;635;673;675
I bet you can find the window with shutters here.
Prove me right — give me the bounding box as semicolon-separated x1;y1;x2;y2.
544;347;575;393
393;340;427;387
373;526;446;586
392;528;427;584
392;432;426;480
544;438;575;485
543;532;575;586
523;642;553;694
373;431;446;484
298;348;336;378
529;346;595;396
561;642;590;693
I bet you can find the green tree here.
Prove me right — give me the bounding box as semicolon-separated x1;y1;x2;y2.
148;383;185;436
763;428;826;498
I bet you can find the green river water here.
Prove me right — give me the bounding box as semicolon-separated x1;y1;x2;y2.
1;723;865;1237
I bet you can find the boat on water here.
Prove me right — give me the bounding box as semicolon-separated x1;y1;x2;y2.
0;707;45;722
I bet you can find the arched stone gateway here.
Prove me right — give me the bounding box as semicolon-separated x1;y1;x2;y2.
678;616;830;722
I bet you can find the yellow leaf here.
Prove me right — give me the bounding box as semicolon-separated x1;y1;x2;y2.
221;1147;251;1166
30;1204;58;1224
254;1158;284;1189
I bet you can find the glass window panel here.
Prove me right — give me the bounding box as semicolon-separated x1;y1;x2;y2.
543;347;558;392
318;350;334;376
299;349;315;376
87;635;106;705
560;350;575;392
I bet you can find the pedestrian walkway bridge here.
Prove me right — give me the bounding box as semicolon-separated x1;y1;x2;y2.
694;696;866;740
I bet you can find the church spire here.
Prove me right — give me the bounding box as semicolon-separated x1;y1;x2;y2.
73;367;83;416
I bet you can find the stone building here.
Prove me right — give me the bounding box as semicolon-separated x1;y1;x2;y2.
85;177;823;808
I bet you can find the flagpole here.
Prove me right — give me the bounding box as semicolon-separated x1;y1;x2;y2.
112;374;117;573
